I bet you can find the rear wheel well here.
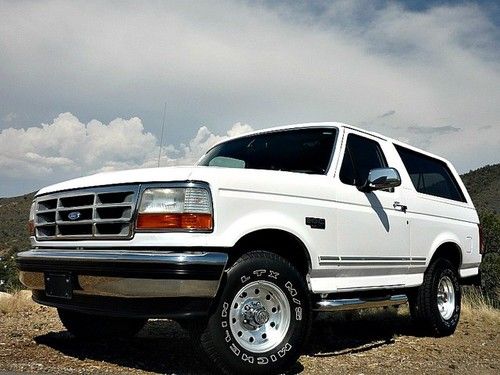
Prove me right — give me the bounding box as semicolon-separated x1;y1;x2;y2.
229;229;311;276
429;242;462;270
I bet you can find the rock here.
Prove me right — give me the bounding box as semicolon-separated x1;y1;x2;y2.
17;290;32;300
0;291;13;301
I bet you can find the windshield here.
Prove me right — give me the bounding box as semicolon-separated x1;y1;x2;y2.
197;128;337;175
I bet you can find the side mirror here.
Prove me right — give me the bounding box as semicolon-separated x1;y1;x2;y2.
360;167;401;192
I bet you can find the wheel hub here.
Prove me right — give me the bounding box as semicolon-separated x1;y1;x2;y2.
438;291;448;302
437;276;455;320
254;309;270;325
229;280;291;353
241;300;270;329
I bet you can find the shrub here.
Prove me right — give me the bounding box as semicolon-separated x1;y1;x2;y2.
0;248;22;293
477;210;500;307
480;210;500;253
480;253;500;307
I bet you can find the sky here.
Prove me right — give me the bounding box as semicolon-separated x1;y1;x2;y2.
0;0;499;197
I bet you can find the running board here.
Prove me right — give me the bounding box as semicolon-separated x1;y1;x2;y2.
314;294;408;312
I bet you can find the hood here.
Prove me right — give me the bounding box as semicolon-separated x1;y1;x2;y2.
36;166;196;196
36;165;329;200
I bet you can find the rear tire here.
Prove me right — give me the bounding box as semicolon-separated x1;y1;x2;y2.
409;258;461;336
58;309;147;339
192;251;311;375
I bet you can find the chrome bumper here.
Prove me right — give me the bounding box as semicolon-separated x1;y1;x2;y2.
17;249;228;299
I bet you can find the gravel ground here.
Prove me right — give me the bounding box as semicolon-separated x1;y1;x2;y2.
0;294;499;375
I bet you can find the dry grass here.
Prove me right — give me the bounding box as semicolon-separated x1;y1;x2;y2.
1;288;498;320
462;287;500;323
0;290;32;314
332;290;500;323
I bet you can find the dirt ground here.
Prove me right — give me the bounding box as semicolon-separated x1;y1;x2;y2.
0;293;499;375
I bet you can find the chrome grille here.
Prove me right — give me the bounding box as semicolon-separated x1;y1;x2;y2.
34;185;140;240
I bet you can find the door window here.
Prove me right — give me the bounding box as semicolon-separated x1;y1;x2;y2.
340;134;388;186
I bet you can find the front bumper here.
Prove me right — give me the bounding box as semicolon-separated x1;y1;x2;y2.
16;249;228;318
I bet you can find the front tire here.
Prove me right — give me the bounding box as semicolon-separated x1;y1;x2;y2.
194;251;311;375
409;258;461;336
58;309;147;339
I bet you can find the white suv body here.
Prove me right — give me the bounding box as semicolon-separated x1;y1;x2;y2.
17;122;481;375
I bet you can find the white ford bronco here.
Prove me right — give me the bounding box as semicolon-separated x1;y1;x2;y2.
17;122;482;374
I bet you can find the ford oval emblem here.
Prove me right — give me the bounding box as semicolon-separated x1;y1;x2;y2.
68;211;81;221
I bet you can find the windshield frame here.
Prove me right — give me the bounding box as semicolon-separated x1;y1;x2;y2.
197;126;339;175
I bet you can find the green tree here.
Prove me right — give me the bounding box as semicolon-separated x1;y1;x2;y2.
480;211;500;253
480;253;500;306
478;210;500;306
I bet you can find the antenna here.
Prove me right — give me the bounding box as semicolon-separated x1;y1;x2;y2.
157;102;167;167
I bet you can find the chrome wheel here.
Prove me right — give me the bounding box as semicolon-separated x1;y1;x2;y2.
229;280;291;353
437;276;455;320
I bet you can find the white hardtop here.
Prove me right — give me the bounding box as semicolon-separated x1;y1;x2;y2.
37;122;455;196
215;122;452;165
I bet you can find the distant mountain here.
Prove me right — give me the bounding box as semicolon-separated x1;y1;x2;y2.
0;163;499;256
0;193;34;256
461;164;500;216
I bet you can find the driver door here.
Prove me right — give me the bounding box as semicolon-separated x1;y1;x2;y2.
333;131;410;288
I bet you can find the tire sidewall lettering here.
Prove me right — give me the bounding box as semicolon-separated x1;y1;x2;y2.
220;265;305;366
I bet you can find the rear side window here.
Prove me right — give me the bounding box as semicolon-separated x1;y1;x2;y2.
395;145;466;202
340;134;387;186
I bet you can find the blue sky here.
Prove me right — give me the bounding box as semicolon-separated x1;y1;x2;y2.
0;0;499;196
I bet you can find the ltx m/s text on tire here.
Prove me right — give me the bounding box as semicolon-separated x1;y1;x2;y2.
194;250;311;375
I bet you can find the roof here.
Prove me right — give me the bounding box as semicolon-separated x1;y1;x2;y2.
214;121;451;164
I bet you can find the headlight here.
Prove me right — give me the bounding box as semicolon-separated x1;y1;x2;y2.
136;187;213;231
28;201;36;236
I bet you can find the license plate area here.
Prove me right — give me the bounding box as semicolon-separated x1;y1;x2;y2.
45;273;73;299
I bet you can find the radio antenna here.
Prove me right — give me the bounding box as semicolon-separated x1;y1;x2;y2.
157;102;167;167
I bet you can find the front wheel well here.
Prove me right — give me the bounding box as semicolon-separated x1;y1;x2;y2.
429;242;462;270
229;229;311;276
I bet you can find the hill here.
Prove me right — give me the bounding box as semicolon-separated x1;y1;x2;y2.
461;164;500;216
0;192;34;257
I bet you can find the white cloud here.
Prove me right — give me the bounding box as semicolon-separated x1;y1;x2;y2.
0;1;499;194
0;113;252;195
156;122;253;167
2;113;16;124
425;125;500;173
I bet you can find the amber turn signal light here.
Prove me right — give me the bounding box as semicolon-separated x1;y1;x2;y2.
28;220;35;236
137;213;213;231
28;202;36;236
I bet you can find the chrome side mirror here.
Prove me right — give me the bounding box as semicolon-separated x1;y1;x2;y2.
360;167;402;192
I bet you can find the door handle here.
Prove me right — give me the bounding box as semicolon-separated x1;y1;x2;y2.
393;201;407;212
